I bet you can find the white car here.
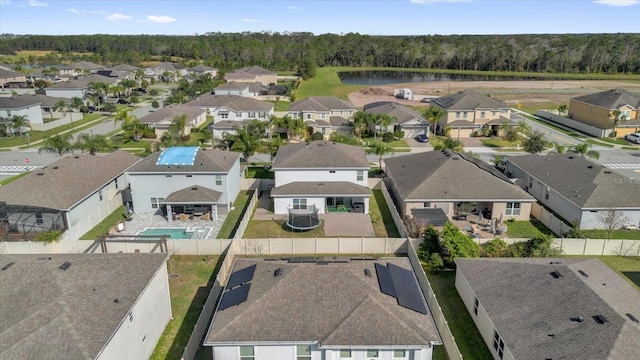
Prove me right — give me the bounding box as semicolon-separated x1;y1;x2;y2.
625;133;640;144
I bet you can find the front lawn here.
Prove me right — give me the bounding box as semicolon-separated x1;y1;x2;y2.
269;100;291;111
216;190;253;239
79;205;128;240
245;166;274;179
480;138;523;148
585;139;615;148
599;137;631;146
505;219;554;238
370;190;400;238
0;113;105;148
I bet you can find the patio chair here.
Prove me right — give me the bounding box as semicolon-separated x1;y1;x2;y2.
177;213;190;222
201;213;211;221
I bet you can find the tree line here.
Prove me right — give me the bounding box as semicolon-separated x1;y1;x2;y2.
1;32;640;74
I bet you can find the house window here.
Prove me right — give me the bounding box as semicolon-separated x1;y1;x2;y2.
292;113;298;118
473;297;479;315
357;170;364;181
215;175;222;185
340;111;343;115
128;312;133;323
321;127;326;135
393;350;406;359
545;188;549;200
306;113;312;120
339;349;351;358
493;330;505;359
330;170;336;174
249;112;256;118
186;175;193;178
114;178;118;189
99;191;103;201
366;350;379;359
321;113;326;119
296;345;311;360
165;174;172;178
480;111;486;118
423;202;431;208
621;110;631;120
505;202;521;216
456;112;461;118
589;106;593;112
150;197;164;209
293;199;307;210
239;346;255;360
220;111;229;119
463;111;468;118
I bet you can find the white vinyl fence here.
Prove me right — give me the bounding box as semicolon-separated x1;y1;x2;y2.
530;202;573;236
537;110;610;138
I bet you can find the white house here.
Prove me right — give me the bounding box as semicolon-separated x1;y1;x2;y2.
213;82;265;97
144;62;188;82
204;257;442;360
503;153;640;230
0;253;172;360
188;64;218;77
126;147;241;220
455;258;640;360
185;94;274;126
0;96;44;126
137;104;207;139
271;141;371;215
59;61;105;76
44;74;118;99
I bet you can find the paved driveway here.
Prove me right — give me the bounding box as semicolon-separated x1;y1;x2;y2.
323;213;375;237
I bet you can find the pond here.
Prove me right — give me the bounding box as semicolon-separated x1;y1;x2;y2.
338;70;568;85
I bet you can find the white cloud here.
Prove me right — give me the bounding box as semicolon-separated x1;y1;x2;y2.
106;13;132;21
594;0;639;6
66;8;82;14
410;0;473;3
147;15;176;23
28;0;47;7
242;18;261;23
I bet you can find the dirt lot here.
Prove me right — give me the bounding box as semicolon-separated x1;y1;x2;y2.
348;79;640;109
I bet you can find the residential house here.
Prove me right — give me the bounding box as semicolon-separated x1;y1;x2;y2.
0;96;45;126
210;119;254;139
0;69;28;88
138;104;207;139
204;257;441;360
568;88;640;137
188;64;218;77
0;62;12;71
365;101;430;138
502;154;640;229
44;74;118;99
14;94;72;115
224;65;277;86
271;141;370;214
213;81;265;97
126;147;241;220
144;62;188;82
288;96;356;139
96;69;135;81
430;90;518;138
0;253;172;360
384;150;534;224
455;258;640;360
185;94;274;127
59;61;105;76
111;64;140;72
0;151;140;242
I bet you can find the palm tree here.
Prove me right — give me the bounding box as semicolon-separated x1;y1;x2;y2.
366;140;395;170
570;143;600;160
114;109;140;140
10;115;30;136
224;124;262;161
378;113;395;136
169;114;188;139
423;106;446;136
352;110;369;140
551;142;566;154
557;104;568;116
432;137;464;152
608;109;626;138
39;134;74;157
70;97;84;112
367;113;382;139
517;120;531;136
76;133;111;155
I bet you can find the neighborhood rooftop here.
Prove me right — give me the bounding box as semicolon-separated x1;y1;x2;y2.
272;141;369;169
289;96;356;112
431;90;509;110
365;102;427;124
127;147;240;173
185;94;273;111
138;104;206;125
571;88;640;109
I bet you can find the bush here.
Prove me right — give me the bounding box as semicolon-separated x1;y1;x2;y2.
425;253;444;274
393;130;405;139
382;132;395;143
482;238;508;257
149;89;159;96
310;132;324;141
151;100;160;109
34;230;62;243
130;96;140;104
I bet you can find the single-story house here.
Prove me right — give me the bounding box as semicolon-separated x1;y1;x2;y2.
0;253;172;360
384;150;535;223
210;119;254;139
502;153;640;229
0;96;44;126
224;65;277;86
204;257;441;360
138;104;207;138
126;147;241;220
455;257;640;360
364;101;430;138
111;64;140;72
0;69;28;88
568;88;640;138
185;94;274;126
44;74;118;99
188;64;218;77
213;81;265;97
271;141;371;215
59;61;105;76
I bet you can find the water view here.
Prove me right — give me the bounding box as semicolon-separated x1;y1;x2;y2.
338;71;568;85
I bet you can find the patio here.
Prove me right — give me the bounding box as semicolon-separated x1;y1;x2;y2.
116;212;226;240
451;213;507;239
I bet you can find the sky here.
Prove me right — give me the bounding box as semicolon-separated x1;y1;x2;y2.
0;0;639;36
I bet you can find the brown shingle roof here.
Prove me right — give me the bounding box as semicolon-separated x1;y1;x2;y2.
289;96;355;112
571;88;640;109
127;148;240;173
185;94;273;112
61;61;104;71
365;102;427;125
164;185;222;203
271;181;371;197
138;104;205;125
0;151;140;210
272;141;369;169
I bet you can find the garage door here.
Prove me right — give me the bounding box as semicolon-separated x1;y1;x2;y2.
402;126;429;138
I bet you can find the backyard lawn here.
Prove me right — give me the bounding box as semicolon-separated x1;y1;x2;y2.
578;229;640;240
244;219;325;238
505;219;554;238
217;190;253;239
370;190;400;238
79;205;128;240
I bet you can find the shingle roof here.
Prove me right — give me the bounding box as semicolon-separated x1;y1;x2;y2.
111;64;139;71
189;65;217;72
571;88;640;109
236;65;276;75
505;153;640;208
272;141;369;169
185;94;273;112
46;74;116;89
0;96;42;109
14;94;71;108
138;104;205;125
384;150;533;202
151;62;186;71
164;185;222;203
365;102;427;125
0;253;169;360
0;69;24;79
0;151;140;210
205;258;439;346
214;81;249;91
289;96;355;112
329;116;352;127
127;148;240;173
431;90;508;111
62;61;104;71
455;258;640;360
211;120;254;130
271;181;371;197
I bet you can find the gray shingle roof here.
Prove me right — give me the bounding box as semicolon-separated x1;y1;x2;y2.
0;96;42;109
111;64;139;71
214;81;249;91
329;116;352;127
138;104;205;125
185;94;273;112
455;258;640;360
0;151;140;210
289;96;355;112
571;88;640;109
446;119;480;128
365;102;427;125
189;65;217;72
14;94;71;108
431;90;508;111
46;74;116;89
164;185;222;203
384;150;533;202
0;69;24;79
127;148;240;174
271;181;371;197
0;253;169;360
505;154;640;208
61;61;104;71
151;62;186;71
272;141;369;169
236;65;276;75
211;120;253;130
205;257;439;346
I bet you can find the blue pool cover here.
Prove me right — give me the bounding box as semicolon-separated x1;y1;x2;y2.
156;146;199;166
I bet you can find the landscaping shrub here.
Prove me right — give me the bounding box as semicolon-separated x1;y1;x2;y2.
149;89;159;96
382;132;395;143
310;132;324;141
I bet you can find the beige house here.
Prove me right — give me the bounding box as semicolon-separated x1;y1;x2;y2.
0;69;27;88
59;61;104;76
364;101;430;138
224;65;277;86
568;88;640;137
288;96;356;139
430;90;518;138
188;65;218;77
138;104;207;138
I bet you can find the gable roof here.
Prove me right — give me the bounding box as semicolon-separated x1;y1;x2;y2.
61;61;104;71
138;104;206;126
0;253;168;360
431;90;508;111
365;102;427;125
0;151;140;210
571;88;640;109
235;65;276;75
189;64;217;72
45;74;117;90
151;62;186;71
505;153;640;208
0;69;24;79
111;64;139;71
127;148;240;173
205;257;439;346
384;150;533;202
14;94;71;108
164;185;222;204
272;141;369;169
185;94;273;112
289;96;355;112
0;96;42;109
455;258;640;360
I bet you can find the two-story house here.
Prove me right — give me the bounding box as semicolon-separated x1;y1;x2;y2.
213;82;265;97
44;74;118;99
224;65;277;86
188;65;218;77
59;61;105;77
144;62;188;82
138;104;207;139
0;96;45;126
0;69;28;88
287;97;356;139
271;141;370;215
568;88;640;138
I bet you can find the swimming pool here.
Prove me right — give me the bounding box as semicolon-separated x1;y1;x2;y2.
137;227;212;239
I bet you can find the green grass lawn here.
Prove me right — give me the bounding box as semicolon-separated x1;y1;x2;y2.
585;139;615;148
426;271;494;360
578;229;640;240
370;190;401;238
217;190;253;239
0;113;106;148
296;67;363;100
480;138;523;148
598;137;631;145
505;219;554;238
269;100;291;111
622;146;640;151
79;205;128;240
598;256;640;290
244;219;326;238
150;255;221;360
245;166;274;179
0;171;31;186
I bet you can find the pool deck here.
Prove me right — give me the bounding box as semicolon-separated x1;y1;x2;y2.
118;213;226;240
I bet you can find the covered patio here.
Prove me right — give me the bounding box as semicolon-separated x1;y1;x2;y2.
162;185;222;223
0;203;66;242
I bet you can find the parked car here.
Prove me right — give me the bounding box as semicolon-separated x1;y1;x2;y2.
419;98;431;103
414;134;429;143
625;133;640;144
117;99;131;105
136;87;147;93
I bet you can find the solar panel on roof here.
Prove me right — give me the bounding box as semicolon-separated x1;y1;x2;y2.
374;263;396;298
227;264;256;288
388;263;428;314
218;283;251;310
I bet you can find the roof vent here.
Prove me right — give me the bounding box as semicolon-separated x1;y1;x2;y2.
37;256;52;260
547;333;555;337
603;170;612;174
53;166;59;169
626;313;639;323
59;262;71;270
550;271;563;279
36;172;44;176
578;270;589;277
74;155;79;159
587;165;593;169
114;298;120;303
549;261;562;264
568;156;574;159
191;187;198;190
364;269;372;277
593;315;608;324
274;268;283;277
571;316;585;323
452;156;460;160
1;262;15;271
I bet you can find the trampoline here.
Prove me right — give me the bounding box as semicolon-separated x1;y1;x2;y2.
286;205;321;231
